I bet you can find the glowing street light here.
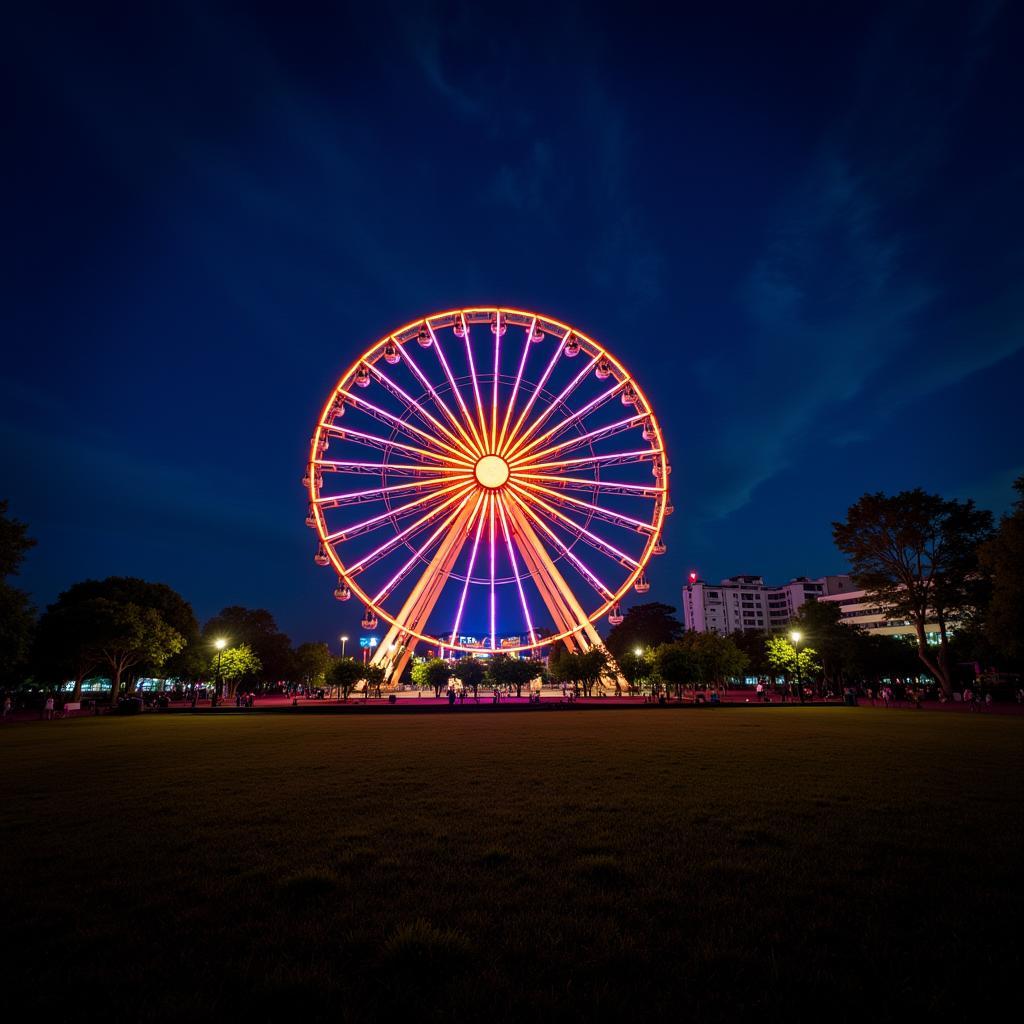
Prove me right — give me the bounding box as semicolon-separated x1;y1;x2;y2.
634;647;643;657
789;630;803;704
214;638;228;703
340;635;349;658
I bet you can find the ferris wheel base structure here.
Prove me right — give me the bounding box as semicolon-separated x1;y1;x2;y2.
303;306;671;692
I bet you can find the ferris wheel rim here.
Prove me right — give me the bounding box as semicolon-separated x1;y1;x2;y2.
306;306;669;655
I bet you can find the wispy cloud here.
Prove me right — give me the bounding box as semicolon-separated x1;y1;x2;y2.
689;0;1015;521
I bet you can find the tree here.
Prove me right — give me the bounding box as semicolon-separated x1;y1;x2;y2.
653;643;697;697
978;476;1024;668
294;642;333;690
202;607;294;685
327;657;363;701
790;600;860;694
0;500;36;690
92;600;185;702
423;657;452;697
577;647;610;697
618;649;652;694
215;644;262;697
833;490;993;696
32;598;104;700
362;663;386;698
605;602;683;661
487;655;539;697
0;582;35;691
0;499;36;579
454;657;486;699
51;577;200;679
765;635;821;698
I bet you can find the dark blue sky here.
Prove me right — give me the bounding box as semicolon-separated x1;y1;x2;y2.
4;1;1022;645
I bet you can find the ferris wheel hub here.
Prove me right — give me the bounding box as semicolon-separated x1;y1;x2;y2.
474;454;510;489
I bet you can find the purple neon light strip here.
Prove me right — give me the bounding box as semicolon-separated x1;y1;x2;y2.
370;494;475;606
498;330;568;458
496;493;538;646
496;317;535;454
316;478;462;505
491;311;501;451
446;494;488;657
512;412;644;468
317;458;472;475
398;337;481;459
519;448;663;473
340;389;470;463
327;424;474;466
505;488;614;599
367;365;478;462
324;479;471;543
513;472;663;496
489;494;497;651
507;481;640;568
428;321;487;456
462;313;490;449
347;483;477;573
510;381;626;465
503;353;599;462
513;478;655;533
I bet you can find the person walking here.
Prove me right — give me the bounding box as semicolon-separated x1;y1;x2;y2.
2;694;11;721
44;695;55;720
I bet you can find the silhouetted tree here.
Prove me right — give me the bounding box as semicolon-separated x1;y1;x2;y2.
833;490;993;696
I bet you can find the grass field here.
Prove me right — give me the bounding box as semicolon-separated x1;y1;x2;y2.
2;708;1021;1022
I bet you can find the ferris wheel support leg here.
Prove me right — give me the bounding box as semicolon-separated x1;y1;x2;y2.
369;502;476;687
502;501;625;692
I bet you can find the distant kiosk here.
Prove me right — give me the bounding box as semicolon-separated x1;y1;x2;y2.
303;307;671;686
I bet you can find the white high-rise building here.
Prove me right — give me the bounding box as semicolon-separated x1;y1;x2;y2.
682;573;856;634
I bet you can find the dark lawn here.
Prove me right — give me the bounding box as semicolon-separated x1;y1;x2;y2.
1;709;1021;1022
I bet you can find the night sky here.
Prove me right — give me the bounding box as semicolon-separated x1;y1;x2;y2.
4;1;1022;647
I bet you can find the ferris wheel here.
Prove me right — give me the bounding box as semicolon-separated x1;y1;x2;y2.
304;307;671;685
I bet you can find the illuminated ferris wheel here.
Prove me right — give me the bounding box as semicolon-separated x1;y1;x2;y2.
304;307;671;684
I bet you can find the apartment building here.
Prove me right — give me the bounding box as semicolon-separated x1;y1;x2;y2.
682;573;856;633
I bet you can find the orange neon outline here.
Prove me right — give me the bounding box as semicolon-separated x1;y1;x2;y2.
306;306;669;654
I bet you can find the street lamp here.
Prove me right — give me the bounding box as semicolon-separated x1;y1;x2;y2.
789;630;803;703
214;638;227;703
340;635;349;659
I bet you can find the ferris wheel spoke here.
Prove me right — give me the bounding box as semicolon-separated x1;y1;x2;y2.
341;390;472;463
513;472;664;498
367;364;479;462
346;483;478;575
496;493;538;646
512;478;657;534
427;320;488;455
445;492;489;657
489;494;498;650
522;448;662;474
399;338;483;459
491;311;502;450
504;488;615;601
508;379;622;466
502;352;599;462
370;492;482;606
316;478;460;509
324;479;476;543
323;424;473;467
317;458;473;479
495;317;535;454
498;330;568;459
507;481;641;569
460;312;490;449
511;413;646;469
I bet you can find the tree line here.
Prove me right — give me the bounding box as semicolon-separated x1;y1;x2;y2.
1;477;1021;699
604;479;1024;698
